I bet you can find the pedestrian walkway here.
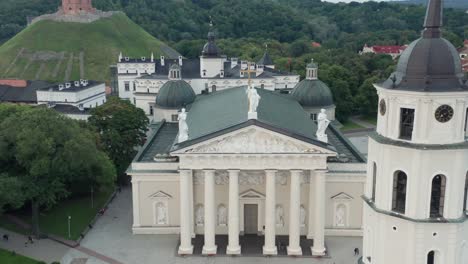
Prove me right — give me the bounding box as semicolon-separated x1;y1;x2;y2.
0;227;69;263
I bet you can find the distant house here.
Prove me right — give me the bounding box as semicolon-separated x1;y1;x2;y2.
311;42;322;48
360;44;407;59
0;79;106;120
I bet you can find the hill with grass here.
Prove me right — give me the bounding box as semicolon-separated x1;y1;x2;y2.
0;12;180;83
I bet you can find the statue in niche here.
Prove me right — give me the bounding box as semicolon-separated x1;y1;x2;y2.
316;109;330;143
217;205;227;226
300;205;306;227
276;205;284;227
246;87;260;113
335;204;346;227
195;204;204;226
156;202;167;225
178;108;188;143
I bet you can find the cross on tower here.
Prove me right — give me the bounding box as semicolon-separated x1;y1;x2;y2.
240;62;256;89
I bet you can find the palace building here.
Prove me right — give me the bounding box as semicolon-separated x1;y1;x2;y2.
116;26;300;117
362;0;468;263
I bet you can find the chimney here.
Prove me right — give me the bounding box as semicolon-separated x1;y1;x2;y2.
118;52;122;62
160;56;165;66
151;52;154;62
179;56;183;66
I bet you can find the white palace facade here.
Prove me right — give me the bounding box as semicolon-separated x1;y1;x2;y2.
116;27;299;117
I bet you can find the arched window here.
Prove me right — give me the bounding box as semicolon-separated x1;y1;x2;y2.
372;162;377;201
212;85;216;92
427;251;435;264
464;172;468;213
430;175;446;218
392;171;407;214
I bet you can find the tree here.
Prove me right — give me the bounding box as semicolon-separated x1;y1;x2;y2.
356;76;380;116
89;97;149;183
0;106;116;237
0;173;23;214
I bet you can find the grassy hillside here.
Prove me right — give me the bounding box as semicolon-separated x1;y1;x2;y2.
0;12;180;83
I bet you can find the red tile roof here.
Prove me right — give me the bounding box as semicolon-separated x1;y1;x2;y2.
371;45;406;54
0;79;27;87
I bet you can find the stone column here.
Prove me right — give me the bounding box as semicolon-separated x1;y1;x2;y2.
263;170;278;255
288;170;302;255
131;179;140;228
202;170;217;255
312;170;327;256
188;172;195;238
178;170;193;255
307;170;314;239
227;170;241;255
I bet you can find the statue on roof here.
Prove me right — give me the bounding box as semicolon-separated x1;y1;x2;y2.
316;109;330;143
246;86;260;119
178;108;188;143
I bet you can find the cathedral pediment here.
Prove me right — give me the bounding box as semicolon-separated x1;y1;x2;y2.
149;191;172;199
240;189;265;199
331;192;353;201
174;126;333;155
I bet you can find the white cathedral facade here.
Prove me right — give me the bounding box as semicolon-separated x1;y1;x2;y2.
126;0;468;261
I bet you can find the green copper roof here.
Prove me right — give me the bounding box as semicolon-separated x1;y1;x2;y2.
183;86;320;143
155;80;196;109
291;79;334;107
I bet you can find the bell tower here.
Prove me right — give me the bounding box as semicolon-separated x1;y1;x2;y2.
362;0;468;263
61;0;95;15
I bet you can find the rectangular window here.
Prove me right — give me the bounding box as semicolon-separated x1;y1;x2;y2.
133;82;136;91
133;98;136;105
171;114;178;122
310;113;317;121
149;106;154;115
399;108;415;140
464;108;468;138
124;82;130;91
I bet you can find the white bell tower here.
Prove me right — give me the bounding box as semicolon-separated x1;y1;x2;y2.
362;0;468;263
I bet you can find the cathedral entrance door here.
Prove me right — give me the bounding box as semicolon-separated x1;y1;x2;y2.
243;204;258;234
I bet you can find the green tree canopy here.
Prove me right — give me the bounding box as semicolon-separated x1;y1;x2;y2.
0;105;116;236
89;97;149;183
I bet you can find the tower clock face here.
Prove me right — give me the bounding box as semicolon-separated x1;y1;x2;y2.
434;105;454;123
379;99;386;116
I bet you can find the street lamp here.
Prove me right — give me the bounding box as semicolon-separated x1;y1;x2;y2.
68;215;72;239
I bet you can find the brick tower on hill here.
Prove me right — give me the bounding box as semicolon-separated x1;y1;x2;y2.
61;0;96;15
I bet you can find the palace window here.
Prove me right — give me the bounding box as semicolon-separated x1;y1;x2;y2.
133;82;136;91
124;82;130;91
261;84;265;89
427;250;440;264
463;172;468;213
212;85;217;92
430;175;446;218
310;113;317;121
399;108;415;140
149;106;154;115
392;171;407;214
372;162;377;201
171;114;178;122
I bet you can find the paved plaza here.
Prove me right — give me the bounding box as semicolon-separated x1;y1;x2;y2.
61;187;362;264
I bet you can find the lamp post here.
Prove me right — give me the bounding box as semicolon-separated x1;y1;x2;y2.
68;215;72;239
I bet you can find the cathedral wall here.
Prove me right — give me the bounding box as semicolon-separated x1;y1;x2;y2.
368;137;468;220
363;204;467;264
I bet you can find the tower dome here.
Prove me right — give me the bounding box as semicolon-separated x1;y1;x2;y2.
201;23;220;57
291;60;334;108
381;0;466;92
155;80;196;109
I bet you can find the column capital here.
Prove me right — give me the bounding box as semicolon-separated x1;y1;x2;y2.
265;169;278;173
227;169;240;173
203;169;216;175
290;170;303;175
313;169;328;175
179;169;192;174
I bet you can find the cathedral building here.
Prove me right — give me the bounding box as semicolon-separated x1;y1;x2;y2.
116;27;300;117
362;0;468;263
127;57;366;256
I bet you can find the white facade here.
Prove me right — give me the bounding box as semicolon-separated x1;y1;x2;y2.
36;80;106;109
362;87;468;264
117;56;299;116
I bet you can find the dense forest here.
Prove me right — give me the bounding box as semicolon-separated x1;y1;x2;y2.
1;0;467;120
